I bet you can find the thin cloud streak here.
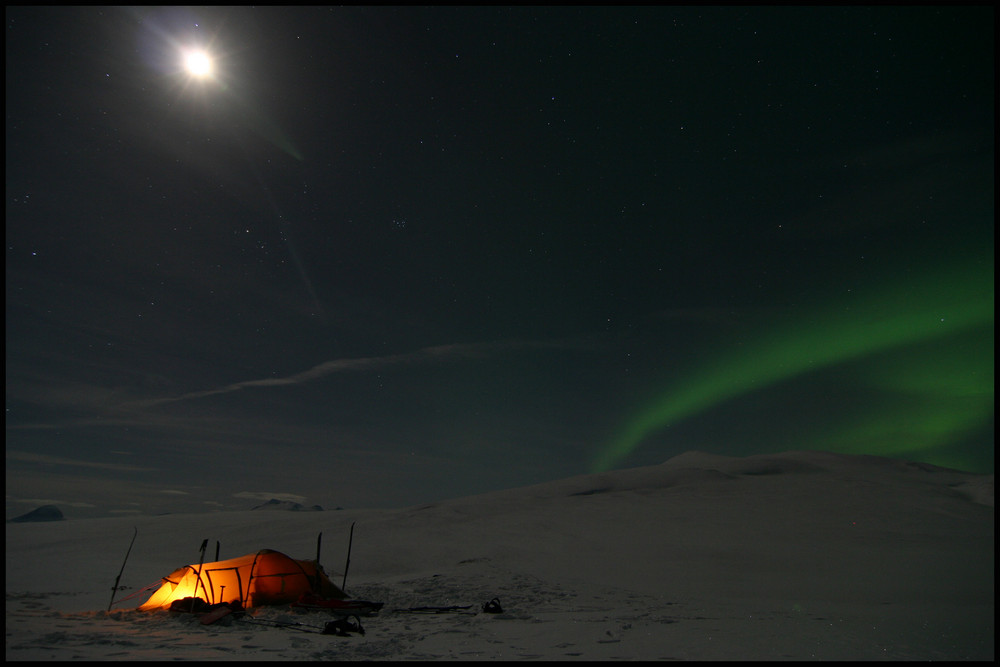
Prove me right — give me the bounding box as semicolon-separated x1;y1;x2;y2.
6;450;157;472
133;338;591;408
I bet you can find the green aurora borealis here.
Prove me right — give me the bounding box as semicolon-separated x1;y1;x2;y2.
593;257;994;473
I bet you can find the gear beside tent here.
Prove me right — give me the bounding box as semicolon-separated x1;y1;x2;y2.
137;549;345;611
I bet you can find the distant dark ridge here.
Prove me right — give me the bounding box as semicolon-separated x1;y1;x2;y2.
7;505;65;523
250;498;324;512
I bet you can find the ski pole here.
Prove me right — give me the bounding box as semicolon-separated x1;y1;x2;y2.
190;538;208;611
312;532;323;593
107;527;138;612
341;522;355;593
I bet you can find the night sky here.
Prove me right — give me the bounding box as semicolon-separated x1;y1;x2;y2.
6;6;994;519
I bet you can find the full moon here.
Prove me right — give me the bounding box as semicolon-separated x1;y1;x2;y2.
182;49;213;78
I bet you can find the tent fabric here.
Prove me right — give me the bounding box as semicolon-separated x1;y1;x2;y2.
137;549;345;610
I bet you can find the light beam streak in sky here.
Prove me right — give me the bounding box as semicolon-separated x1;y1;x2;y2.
591;257;994;473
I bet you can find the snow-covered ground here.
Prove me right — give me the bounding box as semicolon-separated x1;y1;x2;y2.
6;450;994;660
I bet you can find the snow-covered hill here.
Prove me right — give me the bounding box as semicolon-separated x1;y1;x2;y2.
5;450;994;660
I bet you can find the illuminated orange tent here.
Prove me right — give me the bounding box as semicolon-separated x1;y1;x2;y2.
137;549;345;610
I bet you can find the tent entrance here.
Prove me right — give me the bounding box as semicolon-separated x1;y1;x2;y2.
203;567;245;605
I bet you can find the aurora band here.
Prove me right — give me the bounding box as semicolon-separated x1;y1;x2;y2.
591;257;993;473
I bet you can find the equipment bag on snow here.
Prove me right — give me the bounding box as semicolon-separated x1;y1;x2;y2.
482;597;503;614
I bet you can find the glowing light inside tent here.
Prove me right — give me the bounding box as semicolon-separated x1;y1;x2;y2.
137;550;344;610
